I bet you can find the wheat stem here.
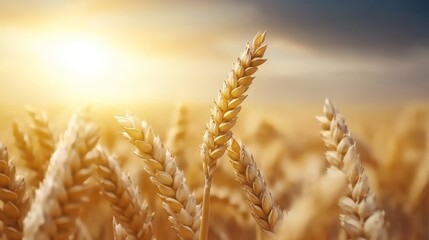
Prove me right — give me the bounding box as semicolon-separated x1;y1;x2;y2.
199;177;212;240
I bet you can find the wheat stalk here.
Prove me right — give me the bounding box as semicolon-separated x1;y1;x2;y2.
0;143;29;240
116;113;200;240
12;122;44;185
96;147;153;240
27;106;56;164
316;98;388;240
23;114;99;239
200;31;268;240
226;138;283;234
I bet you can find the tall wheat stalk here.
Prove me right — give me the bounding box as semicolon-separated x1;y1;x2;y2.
0;143;29;240
199;31;268;240
116;113;200;240
23;114;99;239
317;99;388;240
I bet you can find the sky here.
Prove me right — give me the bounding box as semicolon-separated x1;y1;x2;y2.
0;0;428;105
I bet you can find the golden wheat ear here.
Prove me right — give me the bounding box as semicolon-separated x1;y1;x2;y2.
23;114;99;239
116;113;200;240
201;30;268;178
0;143;29;240
96;147;153;240
226;138;283;235
317;98;388;240
199;31;268;240
12;121;45;186
26;106;56;164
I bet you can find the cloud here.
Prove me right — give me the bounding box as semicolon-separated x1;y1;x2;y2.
250;1;429;56
0;1;427;104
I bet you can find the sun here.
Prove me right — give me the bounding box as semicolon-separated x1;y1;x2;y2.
42;34;122;102
49;36;109;77
54;39;107;76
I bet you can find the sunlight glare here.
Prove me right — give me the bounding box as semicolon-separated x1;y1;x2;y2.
49;36;109;77
42;35;123;103
57;42;102;74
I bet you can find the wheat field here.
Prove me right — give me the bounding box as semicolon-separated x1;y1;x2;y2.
0;31;428;240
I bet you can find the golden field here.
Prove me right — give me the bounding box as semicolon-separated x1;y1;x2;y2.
0;2;428;238
0;98;428;239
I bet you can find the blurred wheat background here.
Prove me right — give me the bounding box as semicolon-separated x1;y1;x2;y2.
0;1;428;240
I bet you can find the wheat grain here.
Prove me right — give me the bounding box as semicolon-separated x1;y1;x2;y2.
113;219;130;240
317;98;388;240
23;114;99;239
96;147;153;240
200;31;268;240
226;138;283;235
0;143;29;240
116;113;200;240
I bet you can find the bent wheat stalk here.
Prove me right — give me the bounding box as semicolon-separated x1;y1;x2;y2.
0;143;29;240
316;99;388;240
227;139;283;234
200;31;268;240
23;115;99;239
116;113;200;240
97;147;153;240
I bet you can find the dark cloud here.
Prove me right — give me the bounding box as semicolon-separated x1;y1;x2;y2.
246;1;429;55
